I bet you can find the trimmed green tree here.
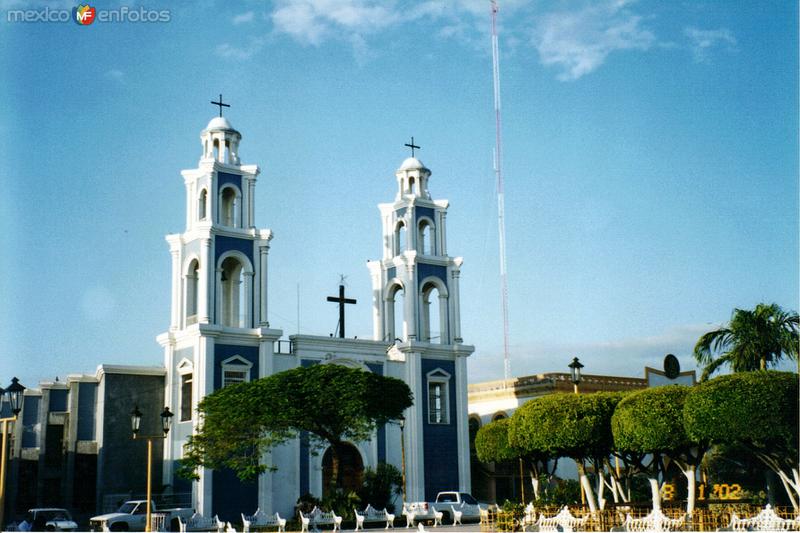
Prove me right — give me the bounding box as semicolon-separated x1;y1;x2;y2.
475;417;555;501
694;303;798;381
509;392;622;511
684;370;799;510
178;363;413;490
612;385;705;513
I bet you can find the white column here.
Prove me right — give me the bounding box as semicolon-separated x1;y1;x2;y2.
170;248;181;330
258;245;269;326
438;294;448;344
439;211;448;256
408;211;417;251
368;263;384;341
455;354;471;492
405;353;425;501
450;263;462;343
197;336;215;515
248;179;256;228
404;262;417;340
162;343;175;485
199;238;212;323
258;339;274;512
243;272;254;328
215;269;224;326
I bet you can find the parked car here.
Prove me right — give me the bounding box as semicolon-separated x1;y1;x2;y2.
89;500;194;532
19;508;78;531
406;491;485;524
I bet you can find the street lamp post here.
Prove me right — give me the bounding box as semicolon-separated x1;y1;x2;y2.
568;357;584;394
567;358;586;506
0;377;25;530
131;405;173;533
398;416;406;503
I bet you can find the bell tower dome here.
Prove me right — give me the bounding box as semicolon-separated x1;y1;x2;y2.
201;116;242;165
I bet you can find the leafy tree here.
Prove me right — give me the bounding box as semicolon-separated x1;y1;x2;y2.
357;463;403;512
475;418;554;501
475;418;519;464
684;370;799;510
509;392;622;512
694;303;798;380
611;385;705;513
179;364;413;489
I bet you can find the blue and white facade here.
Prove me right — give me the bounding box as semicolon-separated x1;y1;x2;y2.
157;116;283;517
155;119;474;518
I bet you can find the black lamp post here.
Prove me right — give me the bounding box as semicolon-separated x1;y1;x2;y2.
395;415;407;503
568;357;584;394
0;377;25;529
130;405;173;532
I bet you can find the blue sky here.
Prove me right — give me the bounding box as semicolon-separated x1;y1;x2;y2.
1;0;797;389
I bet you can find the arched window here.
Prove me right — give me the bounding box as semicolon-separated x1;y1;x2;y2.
220;186;240;227
185;259;199;325
419;219;434;255
395;221;406;255
212;139;220;160
421;280;447;343
220;256;245;327
388;283;405;341
409;177;416;195
198;189;208;220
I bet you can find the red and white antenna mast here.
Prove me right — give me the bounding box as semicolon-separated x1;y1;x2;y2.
491;0;512;385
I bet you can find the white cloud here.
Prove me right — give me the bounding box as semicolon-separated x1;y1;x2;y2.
232;11;255;25
215;38;265;60
684;26;736;62
270;0;401;46
533;0;655;81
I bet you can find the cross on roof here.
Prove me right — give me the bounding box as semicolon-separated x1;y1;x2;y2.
210;94;230;117
327;282;357;338
404;137;421;157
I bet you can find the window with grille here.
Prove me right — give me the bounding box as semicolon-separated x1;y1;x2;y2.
223;369;247;387
180;373;193;422
427;369;451;424
220;355;253;388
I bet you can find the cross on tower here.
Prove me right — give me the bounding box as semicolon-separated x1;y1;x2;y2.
210;94;230;117
404;137;421;157
327;279;357;338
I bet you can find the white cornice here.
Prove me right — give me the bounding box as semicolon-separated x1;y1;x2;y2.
95;365;166;379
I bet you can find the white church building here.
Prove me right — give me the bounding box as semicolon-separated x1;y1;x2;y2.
155;113;475;519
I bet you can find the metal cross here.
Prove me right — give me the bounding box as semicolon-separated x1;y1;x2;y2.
404;137;421;157
210;94;230;117
327;282;357;338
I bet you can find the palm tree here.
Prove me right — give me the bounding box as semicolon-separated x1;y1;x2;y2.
694;303;799;381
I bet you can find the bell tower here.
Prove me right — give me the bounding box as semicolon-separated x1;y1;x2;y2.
368;155;464;344
367;150;473;501
157;106;282;516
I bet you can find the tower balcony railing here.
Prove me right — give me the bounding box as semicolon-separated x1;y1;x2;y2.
273;340;293;355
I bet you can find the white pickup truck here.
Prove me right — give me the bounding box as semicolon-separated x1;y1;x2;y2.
89;500;194;531
405;491;485;525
